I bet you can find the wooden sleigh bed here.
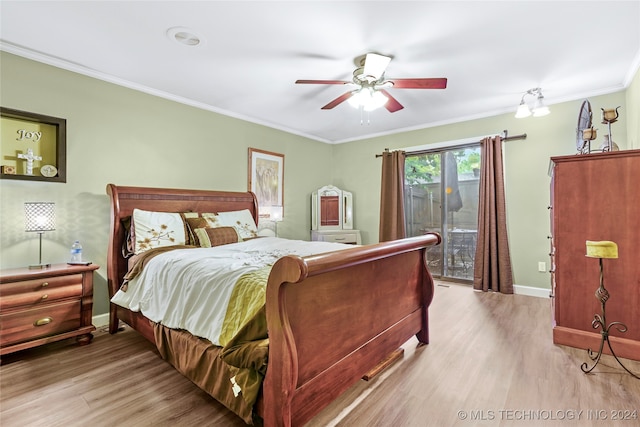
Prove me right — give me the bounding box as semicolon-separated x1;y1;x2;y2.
106;183;441;427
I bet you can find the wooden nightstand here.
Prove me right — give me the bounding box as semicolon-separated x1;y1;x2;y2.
0;263;99;356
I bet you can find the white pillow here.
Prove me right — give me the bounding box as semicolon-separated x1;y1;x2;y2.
132;209;188;254
201;209;258;240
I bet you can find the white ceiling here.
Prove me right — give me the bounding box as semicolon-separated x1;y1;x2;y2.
1;1;639;144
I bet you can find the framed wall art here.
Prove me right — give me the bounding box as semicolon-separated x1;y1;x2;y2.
248;148;284;219
1;107;67;183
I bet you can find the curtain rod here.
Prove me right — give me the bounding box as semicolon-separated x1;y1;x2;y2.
375;131;527;158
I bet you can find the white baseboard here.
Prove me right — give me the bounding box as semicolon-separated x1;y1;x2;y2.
513;284;551;299
92;313;109;327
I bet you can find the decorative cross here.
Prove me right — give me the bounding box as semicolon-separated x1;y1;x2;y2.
17;148;42;175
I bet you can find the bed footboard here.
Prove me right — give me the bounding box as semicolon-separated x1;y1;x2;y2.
262;233;441;427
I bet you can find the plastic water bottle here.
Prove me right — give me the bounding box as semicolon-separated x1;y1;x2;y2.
70;240;83;263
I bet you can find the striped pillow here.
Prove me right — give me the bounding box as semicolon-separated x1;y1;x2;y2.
192;226;240;248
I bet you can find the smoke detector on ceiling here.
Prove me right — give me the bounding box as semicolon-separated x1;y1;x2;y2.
166;27;203;47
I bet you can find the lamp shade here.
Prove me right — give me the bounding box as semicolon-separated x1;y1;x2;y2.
532;94;550;117
25;202;56;232
586;240;618;259
515;100;532;118
271;205;283;222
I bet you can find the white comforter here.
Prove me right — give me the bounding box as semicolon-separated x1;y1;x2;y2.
111;237;351;346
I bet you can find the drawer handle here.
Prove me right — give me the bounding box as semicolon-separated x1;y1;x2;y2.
41;294;49;300
41;282;49;288
34;317;53;327
334;237;346;240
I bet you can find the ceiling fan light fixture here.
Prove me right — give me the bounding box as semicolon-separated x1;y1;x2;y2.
515;87;550;118
347;89;363;108
348;88;388;111
366;90;389;111
295;52;445;113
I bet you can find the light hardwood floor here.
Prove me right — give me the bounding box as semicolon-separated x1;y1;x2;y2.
2;283;639;427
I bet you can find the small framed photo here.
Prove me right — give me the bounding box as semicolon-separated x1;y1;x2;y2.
248;148;284;219
0;107;66;182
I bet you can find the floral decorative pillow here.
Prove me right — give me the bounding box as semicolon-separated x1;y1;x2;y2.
131;209;188;254
201;209;259;240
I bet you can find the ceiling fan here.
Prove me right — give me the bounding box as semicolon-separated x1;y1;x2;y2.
295;53;447;113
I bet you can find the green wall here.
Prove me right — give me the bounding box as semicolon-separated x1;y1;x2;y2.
626;65;640;150
0;52;334;315
332;89;634;291
1;52;638;316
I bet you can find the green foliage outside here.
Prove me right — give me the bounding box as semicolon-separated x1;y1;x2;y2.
405;148;480;185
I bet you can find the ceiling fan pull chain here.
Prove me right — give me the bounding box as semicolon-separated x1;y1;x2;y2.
358;106;372;126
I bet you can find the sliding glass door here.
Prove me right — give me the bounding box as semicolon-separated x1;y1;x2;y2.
405;146;480;282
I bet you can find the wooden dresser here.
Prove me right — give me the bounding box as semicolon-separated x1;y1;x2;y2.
549;149;640;361
0;263;98;355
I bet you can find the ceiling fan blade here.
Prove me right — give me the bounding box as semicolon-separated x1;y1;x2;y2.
321;92;354;110
295;79;350;85
391;78;448;89
363;53;391;80
380;89;404;113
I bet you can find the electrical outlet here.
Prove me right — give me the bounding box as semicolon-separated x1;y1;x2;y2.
538;262;546;272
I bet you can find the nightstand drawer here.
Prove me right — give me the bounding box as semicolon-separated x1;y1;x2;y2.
1;273;83;295
0;264;98;355
0;300;82;346
0;284;83;310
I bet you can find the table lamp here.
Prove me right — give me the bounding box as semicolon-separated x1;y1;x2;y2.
271;205;283;237
24;202;55;269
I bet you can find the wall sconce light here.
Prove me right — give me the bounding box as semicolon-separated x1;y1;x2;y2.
24;202;56;269
515;87;550;118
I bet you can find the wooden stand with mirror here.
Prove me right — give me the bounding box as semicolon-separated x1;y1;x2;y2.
311;185;361;244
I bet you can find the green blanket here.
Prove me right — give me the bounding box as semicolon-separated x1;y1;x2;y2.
220;266;272;407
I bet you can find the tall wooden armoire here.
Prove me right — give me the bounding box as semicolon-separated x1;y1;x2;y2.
549;149;640;361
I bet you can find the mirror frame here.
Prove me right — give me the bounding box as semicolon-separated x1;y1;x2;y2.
311;185;353;231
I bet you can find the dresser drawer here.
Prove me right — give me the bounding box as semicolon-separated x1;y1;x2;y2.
0;284;82;310
1;273;83;296
0;300;82;346
320;233;359;244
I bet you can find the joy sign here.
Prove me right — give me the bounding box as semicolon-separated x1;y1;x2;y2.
16;129;42;142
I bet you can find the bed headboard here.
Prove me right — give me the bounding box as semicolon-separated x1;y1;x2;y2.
105;183;259;300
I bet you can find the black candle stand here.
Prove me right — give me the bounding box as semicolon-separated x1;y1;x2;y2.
580;258;639;379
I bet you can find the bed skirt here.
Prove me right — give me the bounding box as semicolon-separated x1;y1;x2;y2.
153;324;258;424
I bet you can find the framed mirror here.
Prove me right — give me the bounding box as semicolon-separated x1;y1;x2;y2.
311;185;353;231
